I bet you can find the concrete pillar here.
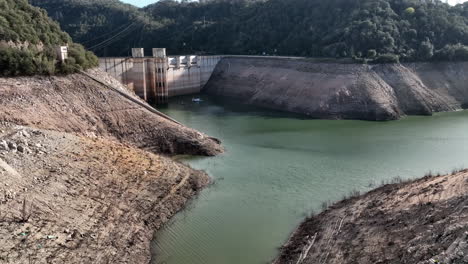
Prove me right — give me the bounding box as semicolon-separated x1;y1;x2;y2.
152;48;166;58
189;56;198;66
146;59;156;103
176;56;181;68
130;58;147;101
129;48;147;100
154;58;168;104
132;48;144;58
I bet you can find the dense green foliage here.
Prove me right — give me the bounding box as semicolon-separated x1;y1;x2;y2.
31;0;468;62
30;0;162;57
0;0;97;76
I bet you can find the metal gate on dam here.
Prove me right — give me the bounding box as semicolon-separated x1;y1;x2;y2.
99;48;222;104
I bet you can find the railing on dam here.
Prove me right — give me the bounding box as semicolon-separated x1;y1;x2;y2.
99;48;222;104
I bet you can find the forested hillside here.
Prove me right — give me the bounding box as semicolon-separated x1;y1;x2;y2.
29;0;161;57
0;0;97;76
31;0;468;62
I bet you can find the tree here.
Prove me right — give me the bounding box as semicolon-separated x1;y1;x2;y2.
418;39;434;60
28;0;468;62
367;49;377;58
0;0;98;76
404;7;415;15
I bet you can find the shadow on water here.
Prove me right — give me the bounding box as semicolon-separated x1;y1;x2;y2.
151;95;468;264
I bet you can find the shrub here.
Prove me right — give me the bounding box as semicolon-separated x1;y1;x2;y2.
0;45;98;76
404;7;415;15
352;56;368;64
0;0;98;76
433;44;468;61
418;39;434;60
372;53;400;64
367;49;377;58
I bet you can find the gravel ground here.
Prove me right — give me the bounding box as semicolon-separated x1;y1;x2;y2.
0;125;210;264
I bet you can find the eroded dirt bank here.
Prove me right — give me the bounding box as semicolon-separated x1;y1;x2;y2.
0;125;210;263
204;58;468;120
0;69;222;156
0;70;222;263
274;170;468;264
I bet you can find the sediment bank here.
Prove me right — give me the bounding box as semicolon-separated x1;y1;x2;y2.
204;58;468;120
0;69;222;156
274;170;468;264
0;69;222;263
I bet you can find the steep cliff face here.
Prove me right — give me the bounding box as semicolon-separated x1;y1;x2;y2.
204;58;468;120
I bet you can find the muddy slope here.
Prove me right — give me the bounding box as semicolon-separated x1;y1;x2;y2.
204;58;468;120
274;170;468;264
0;125;210;264
0;69;222;156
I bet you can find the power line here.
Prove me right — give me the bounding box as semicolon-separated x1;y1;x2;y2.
88;22;140;51
80;22;135;45
88;22;137;51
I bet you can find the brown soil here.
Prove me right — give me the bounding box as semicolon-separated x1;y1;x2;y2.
274;170;468;264
0;125;210;263
0;70;223;263
0;69;222;156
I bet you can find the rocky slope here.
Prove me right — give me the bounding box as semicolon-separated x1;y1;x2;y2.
274;170;468;264
0;69;222;155
0;125;210;263
204;57;468;120
0;69;222;263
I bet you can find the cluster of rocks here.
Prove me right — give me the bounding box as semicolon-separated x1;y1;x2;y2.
425;232;468;264
0;189;17;204
0;128;46;156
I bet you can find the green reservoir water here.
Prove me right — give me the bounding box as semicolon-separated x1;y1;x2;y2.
151;96;468;264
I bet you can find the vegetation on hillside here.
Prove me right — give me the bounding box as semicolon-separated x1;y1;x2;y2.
0;0;97;76
29;0;162;57
29;0;468;63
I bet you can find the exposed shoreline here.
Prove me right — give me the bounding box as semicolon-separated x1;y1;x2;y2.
274;169;468;264
0;69;222;263
205;58;468;121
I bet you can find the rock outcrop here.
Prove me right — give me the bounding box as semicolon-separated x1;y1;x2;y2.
204;57;468;120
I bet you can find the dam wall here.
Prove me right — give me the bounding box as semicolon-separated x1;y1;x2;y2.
99;54;222;104
166;56;222;97
204;57;468;120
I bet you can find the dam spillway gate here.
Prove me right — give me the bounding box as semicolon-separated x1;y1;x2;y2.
99;48;222;104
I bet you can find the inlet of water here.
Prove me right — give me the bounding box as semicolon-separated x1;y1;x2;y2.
151;95;468;264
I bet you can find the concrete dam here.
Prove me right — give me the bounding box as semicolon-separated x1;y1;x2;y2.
99;48;222;104
100;50;468;120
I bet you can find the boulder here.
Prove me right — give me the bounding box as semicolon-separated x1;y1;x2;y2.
0;140;8;151
8;142;17;151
